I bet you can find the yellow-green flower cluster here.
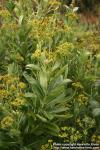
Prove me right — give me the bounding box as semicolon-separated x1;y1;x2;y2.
48;139;53;143
55;21;72;33
0;75;17;85
10;85;17;91
1;116;14;129
18;82;26;89
59;132;68;138
70;131;82;142
77;94;88;105
77;31;100;53
40;143;49;150
28;19;42;26
76;119;83;128
83;116;95;127
49;0;61;7
30;17;50;27
45;51;55;62
56;42;74;56
32;49;56;63
28;15;72;42
0;89;9;99
17;92;24;97
72;82;83;89
66;12;78;20
11;98;25;107
0;9;11;18
32;49;42;58
59;126;82;142
62;25;72;32
89;43;99;52
91;135;100;144
28;18;51;39
77;116;95;129
1;23;18;30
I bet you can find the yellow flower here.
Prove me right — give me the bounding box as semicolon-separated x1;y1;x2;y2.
48;139;53;143
60;132;68;138
0;9;11;18
1;23;18;30
10;85;17;91
32;49;41;58
1;116;14;129
61;126;67;131
1;75;16;85
11;98;25;107
49;0;61;7
72;82;83;89
30;19;41;26
17;93;24;97
63;26;72;32
91;135;100;144
77;94;88;105
41;143;49;150
66;12;78;20
18;82;26;89
9;23;18;30
0;89;9;99
56;42;74;56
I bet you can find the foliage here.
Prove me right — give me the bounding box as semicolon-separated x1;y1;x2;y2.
0;0;100;150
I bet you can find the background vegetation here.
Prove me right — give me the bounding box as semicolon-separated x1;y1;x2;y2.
0;0;100;150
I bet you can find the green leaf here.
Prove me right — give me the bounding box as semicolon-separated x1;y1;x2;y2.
6;0;15;12
19;15;24;25
46;123;60;133
62;79;72;84
46;93;66;107
93;108;100;116
36;114;47;123
50;85;65;98
55;64;68;78
26;64;40;71
39;70;47;90
24;92;35;98
50;107;68;114
8;63;18;75
54;114;73;119
23;72;45;98
43;111;54;120
90;100;100;108
52;61;60;72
